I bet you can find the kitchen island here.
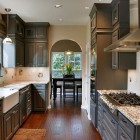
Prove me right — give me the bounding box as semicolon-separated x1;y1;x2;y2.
97;90;140;140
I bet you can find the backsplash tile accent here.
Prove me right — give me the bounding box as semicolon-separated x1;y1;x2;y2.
0;68;16;85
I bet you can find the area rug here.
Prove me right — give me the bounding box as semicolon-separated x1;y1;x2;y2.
12;128;46;140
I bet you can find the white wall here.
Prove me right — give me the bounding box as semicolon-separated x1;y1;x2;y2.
48;25;87;108
127;1;140;95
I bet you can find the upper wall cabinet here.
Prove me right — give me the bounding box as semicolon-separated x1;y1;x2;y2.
89;4;112;31
25;23;49;67
3;14;25;38
111;0;130;27
25;23;49;39
111;0;136;70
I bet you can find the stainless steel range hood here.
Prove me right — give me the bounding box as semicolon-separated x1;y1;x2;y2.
104;0;140;52
104;29;140;52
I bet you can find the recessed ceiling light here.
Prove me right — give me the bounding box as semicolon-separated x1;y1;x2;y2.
98;0;102;1
85;7;90;10
55;5;62;8
59;18;63;21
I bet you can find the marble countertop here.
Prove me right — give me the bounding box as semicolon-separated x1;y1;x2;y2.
98;90;140;125
0;80;50;113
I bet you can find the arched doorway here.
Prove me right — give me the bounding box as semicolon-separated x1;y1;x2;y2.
50;39;82;104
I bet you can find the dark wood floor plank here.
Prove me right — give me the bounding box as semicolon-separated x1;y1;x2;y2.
21;95;102;140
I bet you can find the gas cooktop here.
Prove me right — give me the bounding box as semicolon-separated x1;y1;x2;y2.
104;92;140;106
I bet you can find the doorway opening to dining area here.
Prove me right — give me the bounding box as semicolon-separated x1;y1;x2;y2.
50;39;82;105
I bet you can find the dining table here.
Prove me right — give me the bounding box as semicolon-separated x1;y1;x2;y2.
52;77;82;100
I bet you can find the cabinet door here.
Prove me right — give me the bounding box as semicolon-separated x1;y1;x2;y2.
25;42;36;67
33;90;46;111
90;100;96;127
4;111;13;140
36;43;47;67
25;27;35;38
16;39;24;67
112;4;119;26
16;20;24;37
118;126;132;140
0;115;2;140
12;105;19;133
36;26;47;38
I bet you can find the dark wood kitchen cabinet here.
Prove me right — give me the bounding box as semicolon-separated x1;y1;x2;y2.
25;22;49;67
112;0;130;27
3;14;25;37
32;84;47;111
0;99;3;140
25;42;47;67
3;104;19;140
90;99;96;126
111;0;136;70
25;26;47;39
97;100;118;140
90;3;127;90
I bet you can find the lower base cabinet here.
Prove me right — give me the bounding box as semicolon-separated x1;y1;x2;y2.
90;99;96;127
3;104;19;140
97;100;117;140
32;84;47;111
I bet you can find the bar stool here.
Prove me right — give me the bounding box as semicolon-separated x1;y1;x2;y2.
76;84;82;102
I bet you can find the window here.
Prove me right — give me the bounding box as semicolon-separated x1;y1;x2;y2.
51;52;82;78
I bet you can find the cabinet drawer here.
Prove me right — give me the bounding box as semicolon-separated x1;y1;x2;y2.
26;97;31;107
118;126;132;140
27;105;31;117
103;109;118;140
32;84;46;90
118;112;135;139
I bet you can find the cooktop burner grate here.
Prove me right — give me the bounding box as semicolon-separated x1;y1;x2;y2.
105;92;140;106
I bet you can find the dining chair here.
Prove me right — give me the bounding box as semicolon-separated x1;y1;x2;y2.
63;74;75;102
50;73;62;100
76;84;82;102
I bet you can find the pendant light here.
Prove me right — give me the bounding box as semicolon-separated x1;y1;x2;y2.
65;50;73;55
3;8;12;44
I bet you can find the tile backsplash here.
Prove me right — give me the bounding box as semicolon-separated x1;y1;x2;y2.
0;67;50;86
0;68;16;85
16;67;50;82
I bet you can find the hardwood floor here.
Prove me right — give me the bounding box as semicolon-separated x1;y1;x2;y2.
21;95;102;140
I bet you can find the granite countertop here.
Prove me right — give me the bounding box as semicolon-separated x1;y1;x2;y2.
97;90;140;125
118;106;140;125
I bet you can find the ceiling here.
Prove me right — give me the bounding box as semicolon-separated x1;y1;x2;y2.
0;0;113;25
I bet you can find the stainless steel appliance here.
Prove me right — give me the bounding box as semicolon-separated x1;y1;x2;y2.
19;86;30;126
90;79;98;127
104;92;140;106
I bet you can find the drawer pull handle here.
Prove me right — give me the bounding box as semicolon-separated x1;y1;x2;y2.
121;133;127;139
111;120;115;125
122;118;127;124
